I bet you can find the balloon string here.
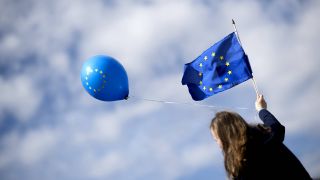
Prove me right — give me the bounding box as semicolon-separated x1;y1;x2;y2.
128;95;250;111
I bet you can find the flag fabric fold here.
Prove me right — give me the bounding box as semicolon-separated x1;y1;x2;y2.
181;32;253;101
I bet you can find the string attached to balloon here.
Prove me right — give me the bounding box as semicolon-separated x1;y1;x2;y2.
127;95;251;111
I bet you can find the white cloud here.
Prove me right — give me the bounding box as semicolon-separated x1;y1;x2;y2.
88;152;127;178
0;34;20;52
181;143;219;169
0;75;42;122
48;52;70;74
0;128;60;168
18;128;60;165
303;151;320;178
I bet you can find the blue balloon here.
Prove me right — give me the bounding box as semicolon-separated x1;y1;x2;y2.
81;55;129;101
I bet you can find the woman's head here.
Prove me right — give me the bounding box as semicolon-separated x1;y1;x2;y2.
210;111;248;149
210;111;249;178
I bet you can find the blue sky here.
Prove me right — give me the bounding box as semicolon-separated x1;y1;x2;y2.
0;0;320;179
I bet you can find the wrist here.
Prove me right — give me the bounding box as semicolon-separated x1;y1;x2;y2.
256;106;266;112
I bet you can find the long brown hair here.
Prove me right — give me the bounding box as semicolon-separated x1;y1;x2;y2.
210;111;249;178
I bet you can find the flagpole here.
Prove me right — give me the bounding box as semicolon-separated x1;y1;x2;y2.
232;19;243;46
232;19;259;96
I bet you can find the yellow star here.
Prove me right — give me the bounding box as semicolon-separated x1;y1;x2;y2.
103;80;107;83
218;85;222;89
98;89;101;92
198;72;202;77
199;81;203;85
89;86;92;90
211;52;215;57
203;86;206;90
204;56;208;61
94;89;96;92
220;56;224;60
209;87;213;91
199;63;203;67
95;68;98;72
103;74;106;78
85;76;88;80
228;70;232;75
226;62;230;66
100;70;103;74
86;82;89;86
225;78;229;82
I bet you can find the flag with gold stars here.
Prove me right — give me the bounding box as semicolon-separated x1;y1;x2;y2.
181;32;253;101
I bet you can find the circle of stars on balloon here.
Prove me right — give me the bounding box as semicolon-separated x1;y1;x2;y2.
85;66;107;93
198;52;232;92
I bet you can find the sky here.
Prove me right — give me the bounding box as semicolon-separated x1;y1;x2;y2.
0;0;320;179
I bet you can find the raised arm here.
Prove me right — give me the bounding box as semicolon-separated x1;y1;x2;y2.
255;95;285;145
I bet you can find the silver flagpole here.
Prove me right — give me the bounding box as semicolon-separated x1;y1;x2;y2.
232;19;259;96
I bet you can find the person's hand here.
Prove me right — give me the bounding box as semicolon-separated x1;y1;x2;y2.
255;94;267;111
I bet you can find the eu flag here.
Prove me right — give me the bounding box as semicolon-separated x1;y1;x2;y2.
181;32;253;101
